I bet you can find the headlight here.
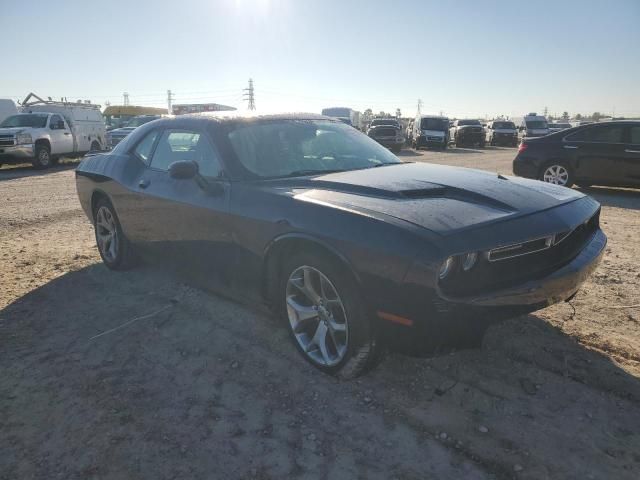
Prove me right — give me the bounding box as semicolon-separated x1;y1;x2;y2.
16;133;32;145
439;256;455;279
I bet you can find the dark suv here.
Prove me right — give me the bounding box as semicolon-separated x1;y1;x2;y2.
513;121;640;188
449;119;485;148
367;118;404;153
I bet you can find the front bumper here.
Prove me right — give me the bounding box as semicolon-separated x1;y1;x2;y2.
492;133;518;145
440;229;606;307
416;135;446;147
0;144;35;160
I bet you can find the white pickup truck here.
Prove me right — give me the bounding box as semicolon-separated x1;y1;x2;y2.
0;93;106;169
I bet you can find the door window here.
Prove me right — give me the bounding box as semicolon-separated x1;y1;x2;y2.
566;125;624;143
629;126;640;145
50;115;64;129
133;130;160;165
150;129;221;177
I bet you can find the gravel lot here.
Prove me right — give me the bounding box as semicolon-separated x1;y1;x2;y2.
1;148;639;479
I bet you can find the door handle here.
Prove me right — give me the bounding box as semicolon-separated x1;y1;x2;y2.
64;132;71;136
625;149;640;153
563;145;578;149
139;179;150;189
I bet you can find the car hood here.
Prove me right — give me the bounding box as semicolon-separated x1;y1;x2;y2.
281;162;585;235
0;127;28;134
493;128;517;134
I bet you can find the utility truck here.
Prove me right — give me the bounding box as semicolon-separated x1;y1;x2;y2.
0;93;106;169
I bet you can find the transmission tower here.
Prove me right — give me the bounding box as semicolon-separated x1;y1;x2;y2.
243;79;256;110
123;92;130;106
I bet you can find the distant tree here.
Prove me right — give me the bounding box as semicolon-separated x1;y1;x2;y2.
364;108;372;117
592;112;602;122
575;113;583;120
379;111;388;117
562;111;569;120
396;108;401;118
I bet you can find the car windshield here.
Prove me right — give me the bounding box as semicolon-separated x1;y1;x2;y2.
458;120;481;126
0;114;48;128
125;116;157;128
420;118;448;131
526;120;548;129
227;120;402;178
371;119;398;127
493;121;515;129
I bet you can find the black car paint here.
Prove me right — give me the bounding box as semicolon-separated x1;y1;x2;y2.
513;121;640;188
76;114;606;343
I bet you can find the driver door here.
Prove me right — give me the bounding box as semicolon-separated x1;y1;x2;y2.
134;127;235;289
48;114;73;154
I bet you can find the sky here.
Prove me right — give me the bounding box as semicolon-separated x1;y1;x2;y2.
1;0;639;118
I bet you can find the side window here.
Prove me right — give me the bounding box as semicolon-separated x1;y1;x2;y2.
50;115;63;129
150;129;221;177
566;125;624;143
629;126;640;145
588;125;624;143
133;130;160;165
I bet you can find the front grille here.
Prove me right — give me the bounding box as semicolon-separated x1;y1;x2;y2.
440;210;600;297
373;127;397;137
0;140;14;147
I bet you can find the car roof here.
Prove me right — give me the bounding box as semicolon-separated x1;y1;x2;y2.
418;115;448;120
178;111;334;123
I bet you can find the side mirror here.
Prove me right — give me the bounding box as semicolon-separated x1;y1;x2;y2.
169;160;199;180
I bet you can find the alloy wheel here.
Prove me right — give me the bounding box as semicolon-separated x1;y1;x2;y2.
286;265;349;367
95;206;118;262
542;165;569;185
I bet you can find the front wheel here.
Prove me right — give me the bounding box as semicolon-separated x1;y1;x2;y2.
391;146;402;154
32;144;51;169
281;251;382;378
94;198;136;270
540;162;574;188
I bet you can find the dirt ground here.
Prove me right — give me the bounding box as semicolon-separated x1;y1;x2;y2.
1;148;639;479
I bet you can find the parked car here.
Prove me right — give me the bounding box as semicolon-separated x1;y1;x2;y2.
367;118;404;153
76;113;606;377
0;93;105;169
106;115;162;149
485;120;518;147
0;99;18;125
513;113;549;139
513;121;640;188
548;122;572;134
412;115;449;150
449;119;485;148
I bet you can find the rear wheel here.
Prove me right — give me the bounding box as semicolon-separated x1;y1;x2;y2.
90;140;101;152
281;251;382;378
94;198;136;270
32;144;51;169
391;145;401;154
540;162;574;187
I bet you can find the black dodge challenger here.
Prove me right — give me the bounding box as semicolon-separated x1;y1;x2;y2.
76;113;606;377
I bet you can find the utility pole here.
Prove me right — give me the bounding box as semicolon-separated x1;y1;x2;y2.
543;106;548;118
123;92;130;106
417;98;423;115
243;78;256;110
167;89;174;114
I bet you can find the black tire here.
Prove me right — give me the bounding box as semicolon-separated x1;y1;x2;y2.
90;140;101;152
490;137;495;146
441;142;448;151
32;143;51;169
455;139;462;148
391;146;402;154
479;141;486;148
279;250;383;379
539;161;574;188
93;197;136;270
